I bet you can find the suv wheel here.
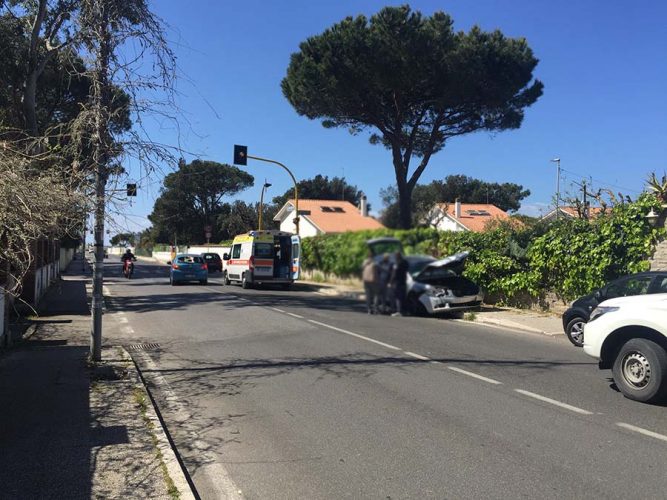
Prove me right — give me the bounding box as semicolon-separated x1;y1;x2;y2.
241;273;252;289
223;271;230;286
612;338;667;403
565;317;586;347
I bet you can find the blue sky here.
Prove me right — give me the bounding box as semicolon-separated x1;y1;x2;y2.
112;0;667;235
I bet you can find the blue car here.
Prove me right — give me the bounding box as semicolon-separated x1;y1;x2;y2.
170;253;208;285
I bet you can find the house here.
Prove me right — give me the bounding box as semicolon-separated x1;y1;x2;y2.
540;205;604;223
273;197;385;236
426;201;512;232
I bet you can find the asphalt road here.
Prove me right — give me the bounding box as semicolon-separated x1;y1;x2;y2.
101;259;667;499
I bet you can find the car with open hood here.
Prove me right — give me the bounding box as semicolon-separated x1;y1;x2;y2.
367;237;483;316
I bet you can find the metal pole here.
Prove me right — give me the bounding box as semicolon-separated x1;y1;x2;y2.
259;184;266;231
247;155;299;235
551;158;561;219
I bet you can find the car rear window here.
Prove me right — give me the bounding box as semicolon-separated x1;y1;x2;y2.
177;255;203;264
204;254;220;260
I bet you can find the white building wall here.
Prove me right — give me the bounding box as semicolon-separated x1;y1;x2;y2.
435;216;465;232
278;217;320;237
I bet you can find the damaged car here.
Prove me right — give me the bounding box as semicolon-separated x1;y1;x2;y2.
367;237;483;316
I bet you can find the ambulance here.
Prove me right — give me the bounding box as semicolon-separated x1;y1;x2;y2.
222;230;300;289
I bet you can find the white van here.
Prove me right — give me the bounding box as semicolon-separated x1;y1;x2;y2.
222;230;300;289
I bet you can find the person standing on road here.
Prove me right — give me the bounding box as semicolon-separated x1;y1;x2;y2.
361;251;379;314
377;253;393;314
390;251;409;316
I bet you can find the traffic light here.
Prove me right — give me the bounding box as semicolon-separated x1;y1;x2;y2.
126;183;137;196
233;145;247;166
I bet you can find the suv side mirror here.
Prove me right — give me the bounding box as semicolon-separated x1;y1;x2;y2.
222;253;230;261
166;261;171;265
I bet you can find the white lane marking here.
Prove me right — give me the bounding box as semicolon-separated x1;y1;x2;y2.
404;351;430;361
308;319;401;351
270;307;286;313
119;317;129;324
135;352;240;500
103;285;112;296
448;366;502;385
287;312;304;319
617;422;667;443
514;389;593;415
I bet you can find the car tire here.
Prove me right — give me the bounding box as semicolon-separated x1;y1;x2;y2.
241;273;252;289
200;279;208;285
407;294;427;317
223;272;230;286
565;316;586;347
612;338;667;403
280;283;291;291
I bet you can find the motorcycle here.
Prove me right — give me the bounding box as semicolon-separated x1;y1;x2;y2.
122;258;136;279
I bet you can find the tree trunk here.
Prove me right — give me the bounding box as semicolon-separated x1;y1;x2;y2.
396;179;413;229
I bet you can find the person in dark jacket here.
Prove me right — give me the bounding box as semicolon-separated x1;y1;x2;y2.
390;251;409;316
377;253;393;314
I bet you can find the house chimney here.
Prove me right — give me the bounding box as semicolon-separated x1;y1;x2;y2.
360;193;368;217
455;199;461;218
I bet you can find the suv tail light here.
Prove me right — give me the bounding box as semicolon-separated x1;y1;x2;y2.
201;263;208;270
172;264;179;270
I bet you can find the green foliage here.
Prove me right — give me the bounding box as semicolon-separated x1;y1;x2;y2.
282;5;543;228
380;175;531;227
148;159;254;245
302;195;663;304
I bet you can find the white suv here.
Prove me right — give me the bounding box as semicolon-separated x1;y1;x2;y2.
584;293;667;403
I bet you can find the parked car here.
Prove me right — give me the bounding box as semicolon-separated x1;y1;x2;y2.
202;252;223;273
367;238;483;316
169;253;208;285
562;272;667;347
583;293;667;403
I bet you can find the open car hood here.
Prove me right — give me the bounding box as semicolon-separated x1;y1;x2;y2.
415;251;470;278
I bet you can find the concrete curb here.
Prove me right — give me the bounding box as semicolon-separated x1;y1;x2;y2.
458;316;565;337
121;347;197;500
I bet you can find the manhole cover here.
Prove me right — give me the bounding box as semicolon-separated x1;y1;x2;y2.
127;343;160;351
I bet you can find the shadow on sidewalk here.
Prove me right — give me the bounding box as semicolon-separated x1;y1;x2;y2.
0;259;156;499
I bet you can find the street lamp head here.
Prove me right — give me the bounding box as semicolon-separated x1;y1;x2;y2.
264;182;272;189
550;158;560;163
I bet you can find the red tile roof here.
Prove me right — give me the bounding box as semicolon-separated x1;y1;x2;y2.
436;203;512;232
276;199;385;234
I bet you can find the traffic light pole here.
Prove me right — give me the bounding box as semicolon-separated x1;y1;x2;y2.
246;155;299;235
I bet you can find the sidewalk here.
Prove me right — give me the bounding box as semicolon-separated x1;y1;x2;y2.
0;257;193;499
298;279;565;338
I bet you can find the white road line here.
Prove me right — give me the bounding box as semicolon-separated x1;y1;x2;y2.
308;319;401;351
617;422;667;443
448;366;502;385
270;307;286;313
404;351;430;361
287;312;304;319
135;352;240;500
118;317;129;324
514;389;592;415
103;285;112;296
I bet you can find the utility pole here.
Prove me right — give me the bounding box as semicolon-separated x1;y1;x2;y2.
90;1;112;362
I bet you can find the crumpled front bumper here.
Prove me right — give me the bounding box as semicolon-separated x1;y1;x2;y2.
419;293;484;315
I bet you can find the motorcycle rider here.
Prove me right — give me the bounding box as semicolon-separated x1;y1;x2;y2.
120;248;136;276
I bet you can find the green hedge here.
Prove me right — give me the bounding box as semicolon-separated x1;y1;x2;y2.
301;194;664;303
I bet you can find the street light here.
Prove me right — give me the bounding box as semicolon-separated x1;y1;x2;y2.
550;158;561;218
646;207;660;228
258;180;272;230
